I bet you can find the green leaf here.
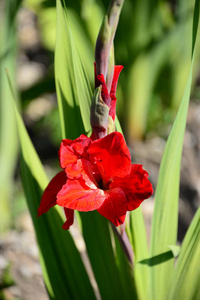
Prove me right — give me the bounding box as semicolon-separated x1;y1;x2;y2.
130;209;149;300
168;207;200;299
80;212;136;299
149;48;193;300
149;0;200;299
192;0;200;56
113;228;138;300
167;245;181;258
168;2;200;298
7;73;96;299
55;0;92;140
0;0;21;232
116;118;149;300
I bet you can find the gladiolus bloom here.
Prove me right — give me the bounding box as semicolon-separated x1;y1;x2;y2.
38;132;153;229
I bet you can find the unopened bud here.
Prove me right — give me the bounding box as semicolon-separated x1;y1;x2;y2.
95;0;125;82
90;86;109;139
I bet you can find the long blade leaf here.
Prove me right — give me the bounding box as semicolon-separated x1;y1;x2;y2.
168;207;200;299
81;212;136;299
0;0;20;232
55;0;92;140
149;0;200;298
130;208;149;300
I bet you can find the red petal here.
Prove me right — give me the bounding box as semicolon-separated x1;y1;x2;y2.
95;73;111;107
65;159;83;179
65;159;100;188
110;66;123;98
38;171;67;216
59;135;91;169
109;65;123;120
109;94;117;121
88;132;131;182
112;164;153;211
62;208;74;230
90;131;96;141
97;187;127;226
56;178;105;211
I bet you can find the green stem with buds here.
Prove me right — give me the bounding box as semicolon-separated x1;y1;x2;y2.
95;0;125;91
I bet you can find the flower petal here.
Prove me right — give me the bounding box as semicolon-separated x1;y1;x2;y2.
96;73;111;107
88;132;131;182
112;164;153;211
65;159;83;179
62;208;74;230
65;158;100;189
59;134;91;169
109;65;123;120
56;178;105;211
94;63;111;108
110;65;124;98
38;171;67;216
97;187;127;226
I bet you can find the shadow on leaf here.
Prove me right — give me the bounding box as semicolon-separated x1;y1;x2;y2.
139;251;173;266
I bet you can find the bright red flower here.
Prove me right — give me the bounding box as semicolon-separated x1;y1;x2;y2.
38;132;153;229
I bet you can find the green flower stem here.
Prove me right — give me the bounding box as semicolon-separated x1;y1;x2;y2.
111;223;133;265
95;0;125;86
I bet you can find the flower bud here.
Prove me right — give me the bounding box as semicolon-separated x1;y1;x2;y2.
90;86;109;139
95;0;125;82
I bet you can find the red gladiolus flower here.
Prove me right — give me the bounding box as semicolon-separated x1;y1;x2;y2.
38;132;153;230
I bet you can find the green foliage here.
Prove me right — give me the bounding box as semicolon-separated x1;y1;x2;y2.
130;209;149;300
55;0;92;139
8;74;96;299
0;264;15;288
6;0;200;299
149;45;194;300
21;0;200;140
149;1;200;299
0;0;21;232
168;207;200;300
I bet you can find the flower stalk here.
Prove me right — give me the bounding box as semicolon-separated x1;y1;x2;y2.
95;0;125;84
38;0;153;267
94;0;136;265
112;223;133;265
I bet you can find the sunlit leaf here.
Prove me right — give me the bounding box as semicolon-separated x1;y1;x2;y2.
130;209;149;300
0;0;21;232
80;212;136;299
149;0;200;298
168;208;200;299
55;0;92;140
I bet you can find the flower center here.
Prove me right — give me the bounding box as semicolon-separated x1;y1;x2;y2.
97;178;112;191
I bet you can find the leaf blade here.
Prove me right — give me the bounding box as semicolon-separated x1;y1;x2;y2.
55;0;92;140
149;0;200;298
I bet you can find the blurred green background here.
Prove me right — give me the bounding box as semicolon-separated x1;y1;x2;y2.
0;0;200;234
